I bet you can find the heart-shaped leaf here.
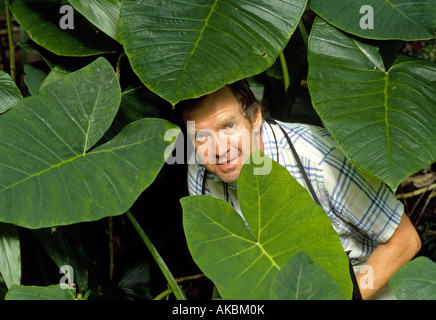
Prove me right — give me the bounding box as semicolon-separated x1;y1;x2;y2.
11;0;118;56
120;0;307;105
181;154;352;299
0;57;179;228
0;71;22;112
389;257;436;300
309;0;436;40
307;18;436;191
270;251;346;300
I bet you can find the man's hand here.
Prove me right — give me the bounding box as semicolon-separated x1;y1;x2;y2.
356;213;421;300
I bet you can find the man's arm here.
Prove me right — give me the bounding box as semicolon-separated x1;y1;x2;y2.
356;213;421;300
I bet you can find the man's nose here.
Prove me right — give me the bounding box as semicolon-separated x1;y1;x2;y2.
215;134;229;158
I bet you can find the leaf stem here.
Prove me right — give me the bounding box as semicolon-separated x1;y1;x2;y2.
4;0;16;82
83;289;93;300
125;210;187;300
279;51;289;93
115;52;125;80
153;288;173;300
298;19;308;48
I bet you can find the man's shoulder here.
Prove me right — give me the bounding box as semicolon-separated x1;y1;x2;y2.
273;120;340;165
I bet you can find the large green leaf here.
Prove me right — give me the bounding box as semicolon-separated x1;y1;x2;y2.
68;0;122;43
0;71;22;112
307;18;436;191
10;0;118;56
309;0;436;40
0;57;179;228
389;257;436;300
120;0;307;105
181;154;352;299
270;251;346;300
0;223;21;289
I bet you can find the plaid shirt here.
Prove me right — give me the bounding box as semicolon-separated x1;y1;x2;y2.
187;119;404;265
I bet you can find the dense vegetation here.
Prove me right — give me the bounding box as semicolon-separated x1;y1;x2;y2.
0;0;435;300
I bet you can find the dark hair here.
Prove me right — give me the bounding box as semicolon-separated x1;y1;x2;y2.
176;79;261;124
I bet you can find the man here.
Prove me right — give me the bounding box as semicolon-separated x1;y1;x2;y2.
178;80;421;300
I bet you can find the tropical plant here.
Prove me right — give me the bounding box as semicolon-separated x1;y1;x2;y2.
0;0;435;300
181;155;354;299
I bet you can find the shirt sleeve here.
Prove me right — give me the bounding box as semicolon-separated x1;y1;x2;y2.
320;147;404;244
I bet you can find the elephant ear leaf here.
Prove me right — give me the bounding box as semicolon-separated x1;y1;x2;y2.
181;153;353;299
120;0;307;105
0;57;179;228
308;18;436;191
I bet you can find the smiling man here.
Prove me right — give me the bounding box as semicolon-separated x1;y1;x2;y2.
178;79;421;300
182;83;263;184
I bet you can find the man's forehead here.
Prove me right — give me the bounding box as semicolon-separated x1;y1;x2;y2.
182;86;242;120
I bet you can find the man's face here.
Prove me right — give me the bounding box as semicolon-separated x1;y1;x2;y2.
182;86;263;184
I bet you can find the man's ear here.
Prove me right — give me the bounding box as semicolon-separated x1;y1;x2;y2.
253;108;263;131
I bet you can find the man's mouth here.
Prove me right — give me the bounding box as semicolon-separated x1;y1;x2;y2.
216;156;239;168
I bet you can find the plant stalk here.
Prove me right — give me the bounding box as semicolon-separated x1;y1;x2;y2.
279;51;289;93
4;0;16;82
298;19;308;48
115;52;125;80
126;210;187;300
153;288;173;300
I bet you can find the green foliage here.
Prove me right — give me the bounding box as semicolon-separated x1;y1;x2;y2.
270;252;347;300
10;0;118;56
120;0;307;105
0;0;434;301
5;284;76;300
0;223;21;289
309;0;436;40
389;257;436;299
307;18;436;191
0;70;22;112
0;58;178;228
69;0;122;43
181;155;353;299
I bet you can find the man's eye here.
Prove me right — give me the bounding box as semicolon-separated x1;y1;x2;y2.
226;123;235;130
196;132;209;142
